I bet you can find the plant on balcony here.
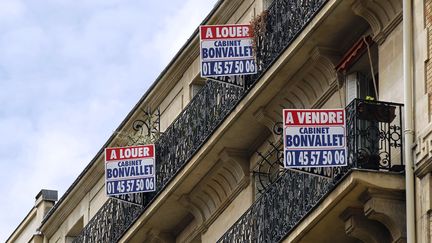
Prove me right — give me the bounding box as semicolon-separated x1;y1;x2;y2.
249;10;268;58
356;97;396;123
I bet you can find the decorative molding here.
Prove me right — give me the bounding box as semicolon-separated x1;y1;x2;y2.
147;229;175;243
339;189;406;243
41;162;104;238
253;107;276;133
266;46;340;116
340;207;391;243
178;148;250;241
415;123;432;178
352;0;403;45
361;189;406;243
178;195;206;227
311;80;340;108
310;46;341;68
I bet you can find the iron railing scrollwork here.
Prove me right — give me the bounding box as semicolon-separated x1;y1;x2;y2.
115;108;161;147
255;0;325;70
218;99;404;243
156;80;243;188
254;122;285;194
73;0;327;242
345;99;404;172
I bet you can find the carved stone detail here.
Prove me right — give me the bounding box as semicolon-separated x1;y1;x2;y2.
339;189;406;243
178;148;249;239
253;107;276;133
352;0;402;44
266;46;340;119
415;124;432;178
361;189;406;243
340;207;391;243
147;229;175;243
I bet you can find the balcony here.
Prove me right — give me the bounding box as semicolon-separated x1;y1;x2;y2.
72;0;329;242
218;99;404;243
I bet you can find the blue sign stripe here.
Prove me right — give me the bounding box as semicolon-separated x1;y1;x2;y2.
201;59;256;77
284;149;346;167
106;177;155;195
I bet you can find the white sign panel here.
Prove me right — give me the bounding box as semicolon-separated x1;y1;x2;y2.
199;24;257;77
105;144;156;196
283;109;347;168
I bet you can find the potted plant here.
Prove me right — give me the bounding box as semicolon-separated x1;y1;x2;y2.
356;97;396;123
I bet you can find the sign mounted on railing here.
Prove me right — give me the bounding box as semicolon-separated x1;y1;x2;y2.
290;167;333;178
207;75;245;88
111;193;144;206
105;144;156;197
199;24;257;81
283;109;347;168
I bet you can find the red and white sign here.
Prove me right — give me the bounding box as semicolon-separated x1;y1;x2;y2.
105;145;154;161
105;144;156;196
200;25;252;40
283;109;344;126
283;109;347;168
199;24;257;77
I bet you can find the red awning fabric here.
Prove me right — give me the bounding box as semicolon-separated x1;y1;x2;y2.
335;36;373;72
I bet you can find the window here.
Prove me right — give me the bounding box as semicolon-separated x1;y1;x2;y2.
189;77;205;99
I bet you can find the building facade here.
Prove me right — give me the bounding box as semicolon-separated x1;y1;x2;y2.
7;0;431;242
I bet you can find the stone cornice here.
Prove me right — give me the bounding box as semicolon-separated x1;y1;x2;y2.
265;46;340;120
7;207;37;243
179;148;250;242
352;0;403;45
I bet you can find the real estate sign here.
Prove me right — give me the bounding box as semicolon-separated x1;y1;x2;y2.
105;144;156;197
283;109;347;168
199;24;257;79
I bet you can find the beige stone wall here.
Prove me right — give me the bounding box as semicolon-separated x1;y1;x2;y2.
378;22;403;103
415;0;432;241
9;191;58;243
159;80;185;132
320;91;344;109
8;210;38;243
415;173;432;243
426;0;432;119
46;176;106;243
49;200;88;243
159;58;204;132
414;0;429;133
88;177;106;218
228;0;258;24
184;58;203;104
201;183;253;243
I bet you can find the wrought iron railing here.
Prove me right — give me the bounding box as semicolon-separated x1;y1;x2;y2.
73;0;327;242
345;99;404;172
218;99;404;243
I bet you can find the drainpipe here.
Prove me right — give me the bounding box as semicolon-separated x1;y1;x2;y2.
403;0;416;242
